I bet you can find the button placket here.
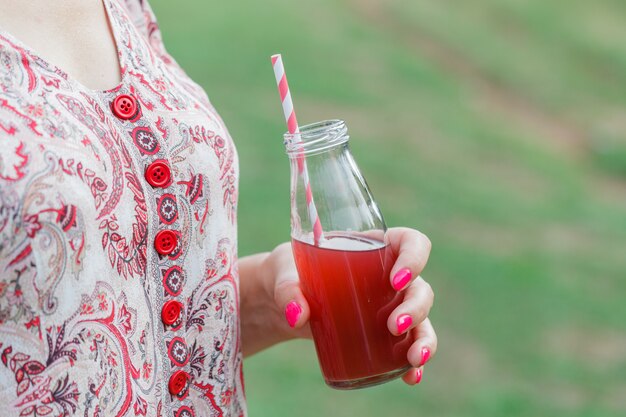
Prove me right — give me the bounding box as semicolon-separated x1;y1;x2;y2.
108;89;192;408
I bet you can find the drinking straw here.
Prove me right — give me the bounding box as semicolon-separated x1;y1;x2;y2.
271;54;323;246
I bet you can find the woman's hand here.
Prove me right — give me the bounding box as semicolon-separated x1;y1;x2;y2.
238;243;311;357
239;227;436;385
384;227;436;385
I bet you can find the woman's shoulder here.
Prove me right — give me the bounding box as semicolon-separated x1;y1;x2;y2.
117;0;160;44
114;0;213;109
116;0;190;76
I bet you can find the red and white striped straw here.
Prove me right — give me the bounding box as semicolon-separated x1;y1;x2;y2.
271;54;323;246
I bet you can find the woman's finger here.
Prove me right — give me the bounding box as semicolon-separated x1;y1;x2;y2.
268;243;311;331
274;274;310;330
406;317;438;369
401;318;437;386
386;227;432;291
402;366;424;385
387;276;434;336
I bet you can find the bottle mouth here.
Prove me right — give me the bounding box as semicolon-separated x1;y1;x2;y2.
284;119;349;157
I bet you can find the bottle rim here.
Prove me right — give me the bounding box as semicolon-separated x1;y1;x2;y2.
284;119;349;157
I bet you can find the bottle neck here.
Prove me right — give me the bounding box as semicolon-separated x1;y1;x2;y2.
285;119;386;242
284;120;349;158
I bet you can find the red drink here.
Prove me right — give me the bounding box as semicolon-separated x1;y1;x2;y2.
292;233;411;389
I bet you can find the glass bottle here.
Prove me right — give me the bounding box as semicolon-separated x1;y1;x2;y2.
285;119;411;389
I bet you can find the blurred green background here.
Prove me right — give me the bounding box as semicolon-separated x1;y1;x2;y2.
151;0;626;416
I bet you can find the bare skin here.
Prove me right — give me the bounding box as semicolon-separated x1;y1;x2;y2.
0;0;438;386
0;0;121;90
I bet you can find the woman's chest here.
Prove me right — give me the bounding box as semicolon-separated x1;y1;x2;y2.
0;83;244;415
0;45;239;288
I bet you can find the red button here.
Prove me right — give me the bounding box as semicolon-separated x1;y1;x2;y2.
145;161;171;188
111;94;138;120
161;300;183;326
154;229;178;256
168;370;189;396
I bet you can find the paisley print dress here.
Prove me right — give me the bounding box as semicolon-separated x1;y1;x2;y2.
0;0;245;415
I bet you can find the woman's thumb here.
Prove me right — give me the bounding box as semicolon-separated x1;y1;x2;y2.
274;274;310;329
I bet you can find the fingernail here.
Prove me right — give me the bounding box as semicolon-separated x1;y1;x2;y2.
419;347;431;367
415;368;423;384
392;268;412;291
396;314;413;334
285;301;302;328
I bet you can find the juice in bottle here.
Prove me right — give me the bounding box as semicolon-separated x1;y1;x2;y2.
292;233;411;388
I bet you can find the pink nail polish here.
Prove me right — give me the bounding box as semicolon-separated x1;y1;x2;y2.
392;268;412;291
419;347;431;367
285;301;302;328
415;368;423;384
396;314;412;334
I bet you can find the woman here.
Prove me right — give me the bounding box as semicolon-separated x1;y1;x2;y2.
0;0;437;415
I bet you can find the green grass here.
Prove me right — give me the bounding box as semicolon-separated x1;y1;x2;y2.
150;0;626;415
